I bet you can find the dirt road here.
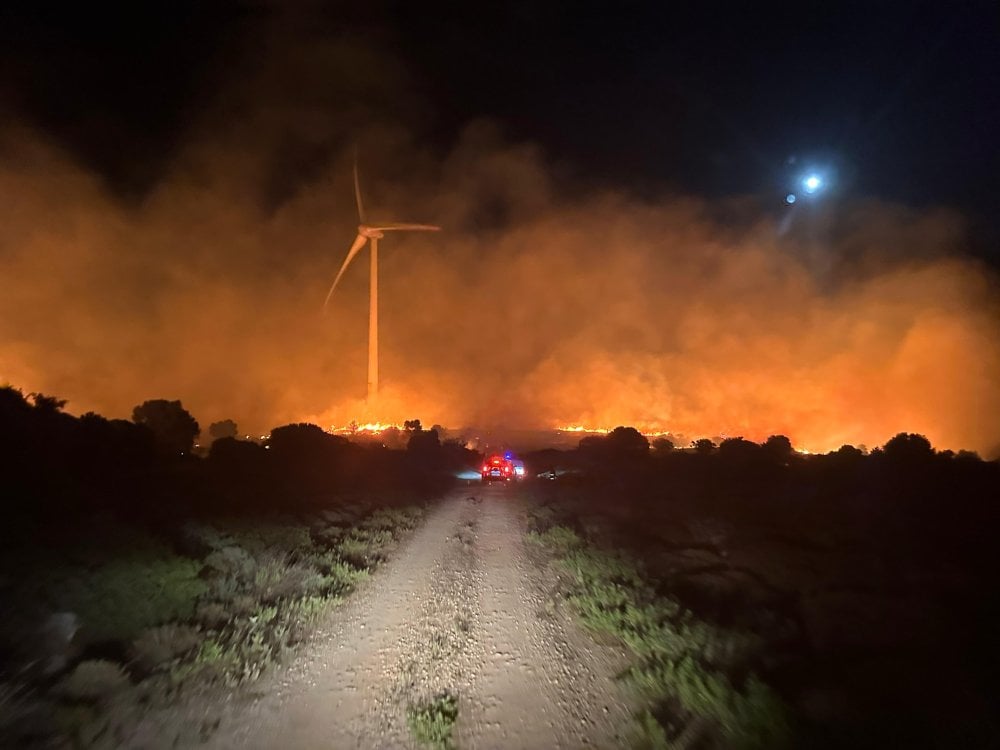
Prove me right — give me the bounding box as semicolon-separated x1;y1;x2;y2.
205;486;634;749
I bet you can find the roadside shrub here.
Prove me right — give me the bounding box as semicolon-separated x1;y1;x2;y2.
203;546;255;580
336;538;369;568
55;660;130;702
629;661;790;750
361;506;422;532
227;524;314;556
336;529;394;568
177;523;231;556
170;639;236;685
250;555;326;603
194;602;229;629
44;556;207;644
130;624;202;674
312;524;346;547
534;522;790;750
320;559;369;596
532;525;583;555
632;709;670;749
171;596;333;687
407;691;459;749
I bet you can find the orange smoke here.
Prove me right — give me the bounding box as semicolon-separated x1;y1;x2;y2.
0;29;998;458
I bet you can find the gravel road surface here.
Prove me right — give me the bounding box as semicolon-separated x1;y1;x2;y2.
204;485;634;749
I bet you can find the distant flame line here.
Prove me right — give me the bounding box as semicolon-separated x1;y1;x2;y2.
328;422;405;435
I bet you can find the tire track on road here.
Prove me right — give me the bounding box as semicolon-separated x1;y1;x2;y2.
203;486;633;749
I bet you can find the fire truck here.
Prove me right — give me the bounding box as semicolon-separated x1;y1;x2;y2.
481;454;514;481
481;452;525;482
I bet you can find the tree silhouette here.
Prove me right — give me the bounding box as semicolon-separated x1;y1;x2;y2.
718;437;760;458
652;437;675;453
30;393;68;414
132;399;200;456
407;427;441;457
763;435;794;462
268;423;337;460
692;438;716;454
883;432;934;463
607;426;649;455
209;419;238;441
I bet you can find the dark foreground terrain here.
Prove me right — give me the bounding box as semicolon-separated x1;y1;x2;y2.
1;388;998;748
525;432;1000;748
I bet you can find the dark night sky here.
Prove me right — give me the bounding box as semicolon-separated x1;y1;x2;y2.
2;2;998;256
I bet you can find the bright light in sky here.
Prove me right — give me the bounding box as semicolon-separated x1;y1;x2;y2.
785;193;796;204
802;174;823;193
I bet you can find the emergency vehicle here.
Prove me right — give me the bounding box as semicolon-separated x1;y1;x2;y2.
481;454;514;481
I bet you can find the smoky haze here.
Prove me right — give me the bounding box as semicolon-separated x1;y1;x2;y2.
1;24;998;457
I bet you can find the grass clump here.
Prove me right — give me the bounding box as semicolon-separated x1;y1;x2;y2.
528;525;584;555
361;506;422;532
336;528;394;568
531;511;790;749
407;691;458;749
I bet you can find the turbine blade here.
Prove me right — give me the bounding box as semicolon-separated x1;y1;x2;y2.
353;148;366;224
369;223;442;232
323;233;368;312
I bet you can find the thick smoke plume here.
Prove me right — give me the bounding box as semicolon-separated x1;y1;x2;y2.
1;23;998;456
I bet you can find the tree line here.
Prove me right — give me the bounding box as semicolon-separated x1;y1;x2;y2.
0;387;475;540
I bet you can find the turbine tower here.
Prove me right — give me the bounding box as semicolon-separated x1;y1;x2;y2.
323;155;440;402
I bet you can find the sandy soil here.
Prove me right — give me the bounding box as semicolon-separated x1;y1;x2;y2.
201;486;634;749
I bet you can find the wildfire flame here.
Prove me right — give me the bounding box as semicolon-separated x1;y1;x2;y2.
329;422;406;435
557;424;677;438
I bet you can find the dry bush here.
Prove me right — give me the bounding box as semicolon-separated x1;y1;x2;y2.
130;624;202;674
55;660;130;702
203;546;256;580
250;554;326;603
195;602;229;629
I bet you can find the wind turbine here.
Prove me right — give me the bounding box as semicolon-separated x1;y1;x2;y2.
323;156;440;402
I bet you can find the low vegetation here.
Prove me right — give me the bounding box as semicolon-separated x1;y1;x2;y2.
528;521;790;749
0;381;458;747
0;503;424;747
407;691;459;749
525;431;1000;748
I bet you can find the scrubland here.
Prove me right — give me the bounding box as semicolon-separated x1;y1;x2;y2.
525;433;999;748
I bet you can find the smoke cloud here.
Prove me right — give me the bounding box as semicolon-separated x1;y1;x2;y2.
1;23;998;456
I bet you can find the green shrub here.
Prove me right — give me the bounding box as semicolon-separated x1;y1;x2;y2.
320;560;369;596
407;691;458;749
56;660;130;702
44;556;207;644
534;523;791;750
336;538;370;568
171;595;336;688
632;709;671;750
